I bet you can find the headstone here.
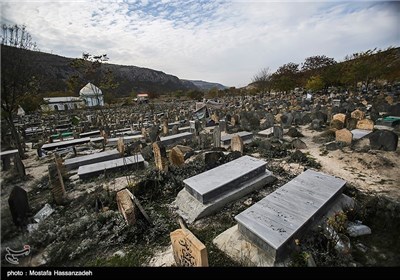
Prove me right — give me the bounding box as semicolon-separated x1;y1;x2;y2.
213;126;221;148
281;113;293;128
369;130;398;151
346;118;358;130
171;125;179;135
211;113;219;124
351;109;365;121
116;189;137;225
273;125;283;140
311;119;322;131
332;113;346;124
153;141;168;172
170;228;208;267
231;134;244;154
265;113;275;128
49;160;66;205
356;119;374;130
291;138;307;149
8;186;30;227
117;137;125;155
149;126;159;143
219;119;227;133
231;115;239;126
170;147;185;166
331;119;344;130
287;127;303;137
335;128;353;144
234;169;346;263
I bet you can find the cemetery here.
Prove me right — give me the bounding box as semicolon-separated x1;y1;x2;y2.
1;36;400;268
1;86;399;268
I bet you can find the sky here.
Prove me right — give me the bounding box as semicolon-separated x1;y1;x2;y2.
1;0;399;87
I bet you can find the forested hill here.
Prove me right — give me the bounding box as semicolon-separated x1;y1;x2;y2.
1;45;198;96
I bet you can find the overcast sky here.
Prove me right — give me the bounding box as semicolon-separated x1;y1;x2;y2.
1;0;399;87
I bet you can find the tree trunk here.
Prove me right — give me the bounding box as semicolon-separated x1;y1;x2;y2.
6;114;25;158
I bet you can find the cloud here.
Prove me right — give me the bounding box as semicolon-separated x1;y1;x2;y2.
1;0;398;87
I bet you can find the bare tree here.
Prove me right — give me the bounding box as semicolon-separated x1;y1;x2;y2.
252;67;272;96
1;24;39;50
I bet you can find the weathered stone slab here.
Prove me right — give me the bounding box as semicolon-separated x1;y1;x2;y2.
184;156;266;204
153;142;168;171
258;127;274;138
8;186;30;227
351;129;372;140
170;228;208;267
231;134;244;154
77;155;145;179
42;137;91;151
220;131;253;146
235;169;346;262
64;149;121;170
160;132;193;146
106;135;144;146
79;130;101;137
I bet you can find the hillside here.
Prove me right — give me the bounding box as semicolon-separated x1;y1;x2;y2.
183;80;228;91
0;45;198;96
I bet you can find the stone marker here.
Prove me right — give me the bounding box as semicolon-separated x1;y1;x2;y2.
273;125;283;140
163;119;169;135
170;228;208;267
8;186;30;227
231;115;239;126
0;149;18;171
116;189;137;225
219;119;227;133
335;128;353;144
170;146;185;166
287;127;303;137
356;119;374;130
351;109;365;121
235;169;346;263
64;149;121;170
153;141;168;172
78;155;145;179
369;130;398;151
49;160;66;204
291;138;307;149
231;134;244;154
117;137;125;155
332;113;346;124
213;126;221;148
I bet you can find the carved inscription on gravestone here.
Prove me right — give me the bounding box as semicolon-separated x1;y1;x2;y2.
170;228;208;267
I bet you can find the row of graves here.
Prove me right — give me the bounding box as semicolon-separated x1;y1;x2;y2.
3;88;399;266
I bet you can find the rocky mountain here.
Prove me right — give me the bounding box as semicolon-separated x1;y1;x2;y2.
184;80;228;91
1;45;198;96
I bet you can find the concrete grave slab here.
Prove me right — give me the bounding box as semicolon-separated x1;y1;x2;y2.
64;149;121;170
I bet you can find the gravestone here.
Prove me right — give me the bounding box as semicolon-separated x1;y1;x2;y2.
231;134;244;154
153;141;168;172
265;113;275;128
117;137;125;155
346;118;358;130
171;125;179;135
273;126;283;140
213;126;221;148
311;119;322;131
287;127;303;137
204;151;224;170
170;228;208;267
49;160;66;205
356;119;374;130
163;120;169;136
231;115;239;126
369;130;398;151
219;120;227;133
351;109;365;121
170;147;185;166
281;113;293;128
149;126;159;143
116;189;137;225
234;169;346;263
335;128;353;144
8;186;30;227
64;149;121;170
332;113;346;124
291;138;307;149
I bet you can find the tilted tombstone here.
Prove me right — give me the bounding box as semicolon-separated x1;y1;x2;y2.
351;109;365;121
169;147;185;167
171;125;179;135
369;130;398;151
170;228;209;267
219;119;227;133
116;189;137;225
